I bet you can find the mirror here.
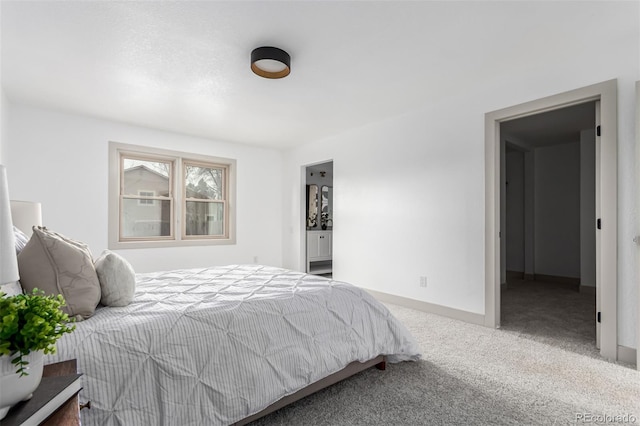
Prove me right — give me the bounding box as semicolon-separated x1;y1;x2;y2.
307;185;319;228
321;186;332;230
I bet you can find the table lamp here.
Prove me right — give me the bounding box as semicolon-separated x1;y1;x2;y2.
10;200;42;237
0;165;19;292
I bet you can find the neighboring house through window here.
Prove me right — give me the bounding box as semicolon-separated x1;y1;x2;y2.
109;142;236;248
137;190;156;206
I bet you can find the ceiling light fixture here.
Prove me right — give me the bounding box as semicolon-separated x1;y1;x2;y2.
251;46;290;79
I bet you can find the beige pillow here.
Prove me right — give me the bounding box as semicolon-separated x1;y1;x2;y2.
94;250;136;307
17;226;101;321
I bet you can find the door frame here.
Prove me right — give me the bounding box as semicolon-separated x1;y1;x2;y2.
484;79;618;360
300;159;334;273
635;80;640;371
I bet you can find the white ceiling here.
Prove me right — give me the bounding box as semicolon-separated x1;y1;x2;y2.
0;1;608;149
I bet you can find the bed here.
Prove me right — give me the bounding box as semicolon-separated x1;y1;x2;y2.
45;264;421;425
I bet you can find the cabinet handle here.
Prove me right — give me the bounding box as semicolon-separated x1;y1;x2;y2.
80;401;92;410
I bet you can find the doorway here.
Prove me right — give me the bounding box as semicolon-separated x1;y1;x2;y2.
304;161;334;277
484;80;618;361
499;102;599;355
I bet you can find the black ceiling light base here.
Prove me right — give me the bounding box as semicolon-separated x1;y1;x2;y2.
251;46;291;79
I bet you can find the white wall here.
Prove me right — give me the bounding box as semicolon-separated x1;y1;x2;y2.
284;99;487;314
282;2;639;347
5;103;283;272
534;142;581;278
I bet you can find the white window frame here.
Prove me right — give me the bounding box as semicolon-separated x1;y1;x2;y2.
182;160;229;240
109;142;236;249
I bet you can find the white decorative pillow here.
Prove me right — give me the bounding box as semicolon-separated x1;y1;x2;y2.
94;250;136;307
14;226;29;254
0;281;23;297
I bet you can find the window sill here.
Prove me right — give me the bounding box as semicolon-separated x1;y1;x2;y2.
108;237;236;250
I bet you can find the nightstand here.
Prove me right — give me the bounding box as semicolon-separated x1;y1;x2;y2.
2;359;83;426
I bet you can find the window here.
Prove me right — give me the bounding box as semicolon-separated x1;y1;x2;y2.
109;142;236;248
183;161;227;238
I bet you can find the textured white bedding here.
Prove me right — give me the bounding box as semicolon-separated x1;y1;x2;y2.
46;264;421;425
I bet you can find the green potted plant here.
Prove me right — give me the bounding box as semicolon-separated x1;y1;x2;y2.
0;289;75;419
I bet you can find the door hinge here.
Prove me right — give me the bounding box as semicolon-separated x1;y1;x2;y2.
596;125;601;136
597;218;601;230
597;312;601;323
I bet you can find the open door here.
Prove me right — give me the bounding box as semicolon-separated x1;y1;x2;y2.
303;161;334;276
595;100;601;349
636;81;640;371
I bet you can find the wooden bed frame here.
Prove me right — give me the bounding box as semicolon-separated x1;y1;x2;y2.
234;355;387;425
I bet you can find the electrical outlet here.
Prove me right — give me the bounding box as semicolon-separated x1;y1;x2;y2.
419;276;428;288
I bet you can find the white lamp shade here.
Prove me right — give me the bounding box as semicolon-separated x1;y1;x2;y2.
10;200;42;237
0;165;19;286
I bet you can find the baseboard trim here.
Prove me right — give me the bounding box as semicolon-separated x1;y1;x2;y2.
365;289;485;326
532;273;580;286
507;272;582;289
506;270;523;281
617;345;637;366
364;288;635;365
579;285;596;295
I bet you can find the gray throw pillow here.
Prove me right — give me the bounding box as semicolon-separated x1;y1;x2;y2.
17;226;101;321
94;250;135;307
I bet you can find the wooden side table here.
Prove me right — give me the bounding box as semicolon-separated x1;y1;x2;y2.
41;359;81;426
2;359;82;426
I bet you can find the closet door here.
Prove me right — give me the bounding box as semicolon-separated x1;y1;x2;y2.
318;232;331;258
307;232;320;259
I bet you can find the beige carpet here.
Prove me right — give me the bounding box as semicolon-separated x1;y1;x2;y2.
252;283;639;425
385;302;638;423
500;277;599;359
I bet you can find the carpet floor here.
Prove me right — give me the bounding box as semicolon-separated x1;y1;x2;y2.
251;282;639;425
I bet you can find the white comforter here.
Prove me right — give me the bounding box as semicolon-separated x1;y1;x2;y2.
47;265;421;425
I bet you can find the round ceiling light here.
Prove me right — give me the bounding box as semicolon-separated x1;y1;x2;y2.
251;46;290;79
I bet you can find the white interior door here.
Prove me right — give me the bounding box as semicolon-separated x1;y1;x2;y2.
595;100;601;349
635;81;640;370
